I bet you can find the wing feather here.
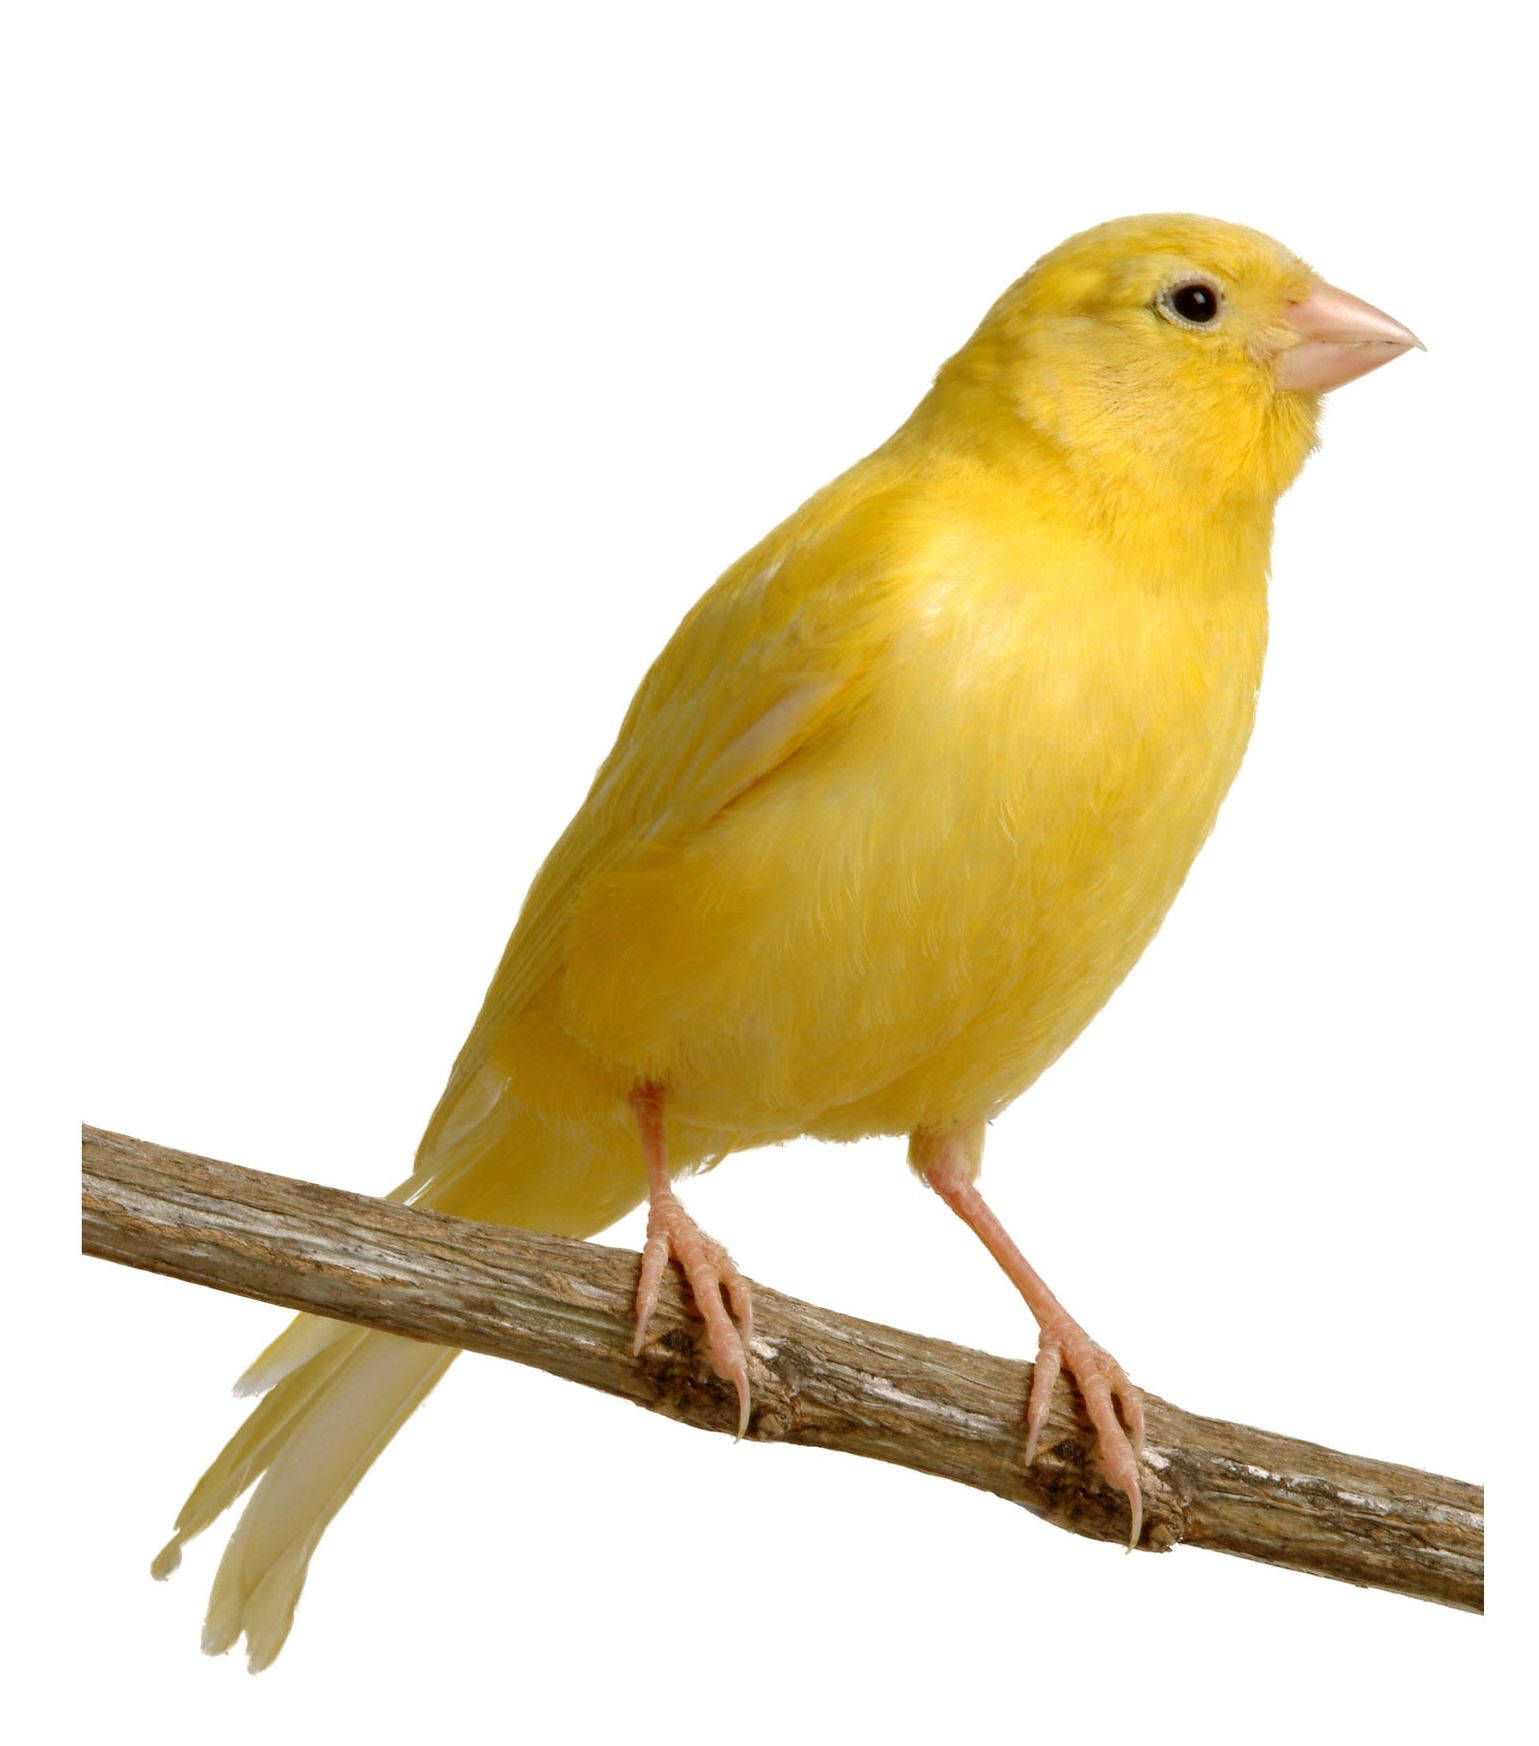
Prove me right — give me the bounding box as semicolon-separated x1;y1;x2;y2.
425;475;910;1132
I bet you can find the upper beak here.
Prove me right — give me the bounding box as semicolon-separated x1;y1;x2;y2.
1274;278;1424;392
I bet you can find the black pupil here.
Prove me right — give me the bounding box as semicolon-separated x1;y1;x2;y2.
1172;283;1218;323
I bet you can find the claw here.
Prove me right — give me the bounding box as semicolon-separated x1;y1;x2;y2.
918;1134;1146;1550
1105;1349;1145;1457
1030;1317;1145;1546
1024;1341;1061;1467
721;1257;754;1355
633;1230;671;1356
631;1188;754;1437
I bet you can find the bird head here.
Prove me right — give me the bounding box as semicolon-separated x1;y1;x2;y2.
930;214;1420;513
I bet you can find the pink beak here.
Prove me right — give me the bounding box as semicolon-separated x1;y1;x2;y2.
1275;278;1424;392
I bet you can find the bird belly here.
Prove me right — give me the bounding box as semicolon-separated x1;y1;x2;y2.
559;569;1267;1149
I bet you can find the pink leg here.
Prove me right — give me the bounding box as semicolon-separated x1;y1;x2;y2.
631;1085;753;1436
913;1125;1145;1546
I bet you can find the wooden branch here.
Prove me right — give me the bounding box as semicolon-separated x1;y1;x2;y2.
81;1124;1482;1612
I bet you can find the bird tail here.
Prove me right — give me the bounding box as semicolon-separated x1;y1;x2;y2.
155;1083;646;1670
154;1326;453;1671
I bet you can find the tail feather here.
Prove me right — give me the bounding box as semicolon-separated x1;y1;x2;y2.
200;1335;453;1670
156;1090;649;1668
152;1328;369;1580
232;1311;356;1401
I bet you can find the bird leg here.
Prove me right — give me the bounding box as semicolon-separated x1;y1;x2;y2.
631;1084;753;1436
912;1125;1145;1546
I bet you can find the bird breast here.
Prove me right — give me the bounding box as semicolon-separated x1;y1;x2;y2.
564;548;1269;1145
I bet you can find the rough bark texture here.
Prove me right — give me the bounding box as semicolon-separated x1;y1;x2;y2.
82;1125;1483;1612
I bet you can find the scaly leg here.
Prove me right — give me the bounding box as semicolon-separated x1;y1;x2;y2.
631;1085;753;1436
912;1124;1145;1545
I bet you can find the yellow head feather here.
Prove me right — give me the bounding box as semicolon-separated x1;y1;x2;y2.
924;213;1322;514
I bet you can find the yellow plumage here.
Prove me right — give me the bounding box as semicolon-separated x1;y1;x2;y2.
157;214;1414;1666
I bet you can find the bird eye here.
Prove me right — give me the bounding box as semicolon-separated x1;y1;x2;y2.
1159;279;1224;329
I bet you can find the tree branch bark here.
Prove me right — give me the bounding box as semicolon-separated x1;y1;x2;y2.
81;1124;1482;1613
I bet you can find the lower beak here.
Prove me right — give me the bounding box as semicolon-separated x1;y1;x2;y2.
1274;278;1424;392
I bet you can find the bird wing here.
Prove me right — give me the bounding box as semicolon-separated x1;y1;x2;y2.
431;484;905;1116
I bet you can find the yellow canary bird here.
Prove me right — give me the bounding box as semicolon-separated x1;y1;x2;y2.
153;214;1419;1668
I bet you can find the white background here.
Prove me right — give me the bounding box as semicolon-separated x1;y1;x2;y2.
8;2;1527;1739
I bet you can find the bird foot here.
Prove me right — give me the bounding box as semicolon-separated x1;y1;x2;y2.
634;1188;754;1437
917;1138;1147;1547
1027;1311;1145;1547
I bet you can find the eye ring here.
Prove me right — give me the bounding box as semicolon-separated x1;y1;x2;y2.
1157;277;1224;331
